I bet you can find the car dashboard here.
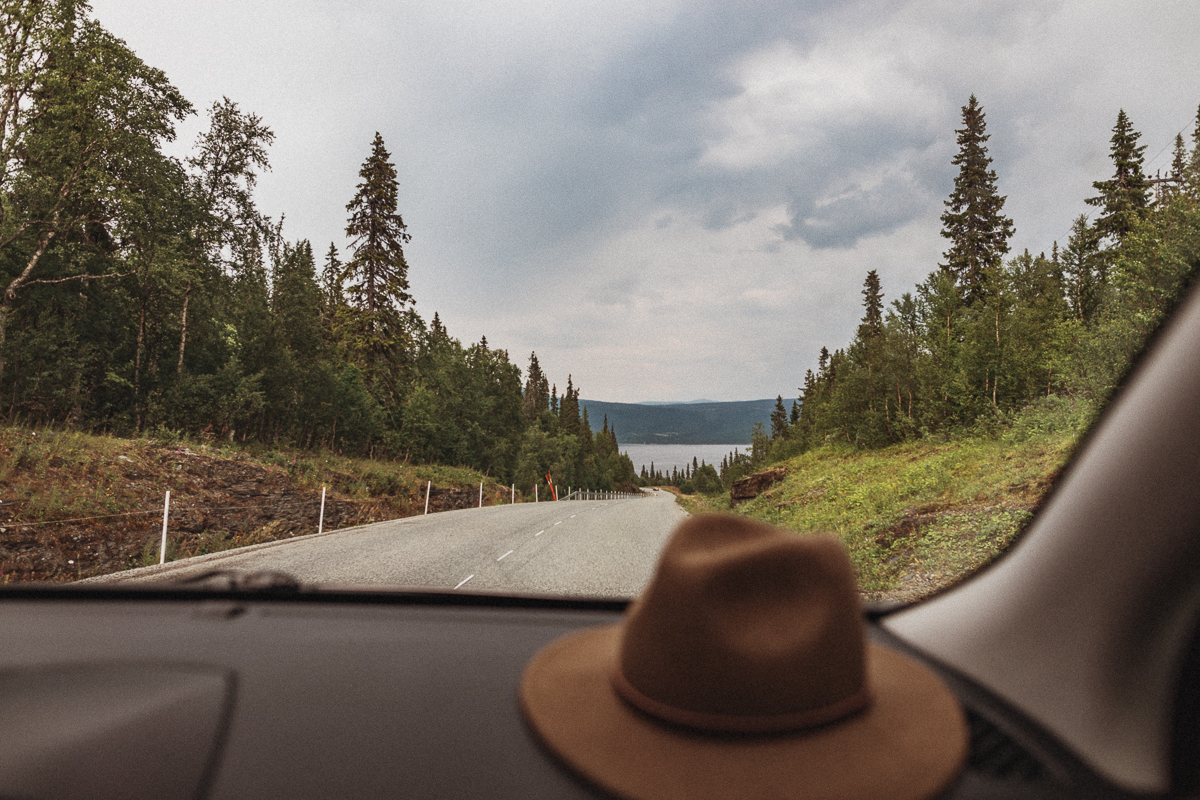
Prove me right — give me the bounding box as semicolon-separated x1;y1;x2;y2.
0;584;1156;800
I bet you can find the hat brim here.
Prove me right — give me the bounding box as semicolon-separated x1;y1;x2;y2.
520;625;967;800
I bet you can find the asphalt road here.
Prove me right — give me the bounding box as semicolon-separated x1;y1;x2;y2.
92;490;689;598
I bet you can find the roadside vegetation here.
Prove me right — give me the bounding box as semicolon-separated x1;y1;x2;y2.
672;99;1199;600
679;397;1090;600
0;426;518;583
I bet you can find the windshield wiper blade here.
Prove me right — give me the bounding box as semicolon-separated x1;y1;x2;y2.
173;569;301;593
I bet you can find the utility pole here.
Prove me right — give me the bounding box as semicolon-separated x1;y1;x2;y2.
1147;168;1182;205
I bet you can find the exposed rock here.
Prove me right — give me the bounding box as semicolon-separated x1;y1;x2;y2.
730;467;787;505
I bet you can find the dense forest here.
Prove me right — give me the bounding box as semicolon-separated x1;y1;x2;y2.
754;96;1200;471
4;3;1196;498
0;1;636;490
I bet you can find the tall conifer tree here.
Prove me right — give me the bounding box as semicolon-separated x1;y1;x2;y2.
859;270;884;338
1085;109;1149;243
1171;133;1187;189
940;96;1013;305
1185;104;1200;197
522;352;549;419
321;242;343;312
343;132;411;356
1060;215;1104;322
770;396;789;441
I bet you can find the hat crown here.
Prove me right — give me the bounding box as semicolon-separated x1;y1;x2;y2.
616;516;867;731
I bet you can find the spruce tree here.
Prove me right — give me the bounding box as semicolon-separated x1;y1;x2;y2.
1186;104;1200;197
859;270;884;338
343;132;412;351
1060;215;1104;323
271;239;323;355
1171;134;1187;188
321;242;344;312
770;395;789;440
940;95;1014;305
1085;109;1149;243
523;352;549;419
799;369;816;414
559;375;581;433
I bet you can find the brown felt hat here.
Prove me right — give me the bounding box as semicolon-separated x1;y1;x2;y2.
520;514;968;800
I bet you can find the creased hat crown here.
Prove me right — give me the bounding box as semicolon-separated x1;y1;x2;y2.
614;515;869;732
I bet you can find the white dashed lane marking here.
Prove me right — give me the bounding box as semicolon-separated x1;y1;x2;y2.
460;502;624;591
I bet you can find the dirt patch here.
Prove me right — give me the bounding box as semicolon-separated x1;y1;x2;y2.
861;571;951;606
864;503;1036;603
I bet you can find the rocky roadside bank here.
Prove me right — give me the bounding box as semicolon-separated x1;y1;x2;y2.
1;436;498;584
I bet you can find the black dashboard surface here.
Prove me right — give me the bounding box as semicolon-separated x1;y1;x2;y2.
0;590;1148;800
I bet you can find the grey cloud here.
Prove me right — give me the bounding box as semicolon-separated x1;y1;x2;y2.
463;0;985;260
777;173;938;249
463;1;842;258
580;0;829;127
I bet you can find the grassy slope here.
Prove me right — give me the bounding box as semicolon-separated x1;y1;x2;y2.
0;427;512;583
678;430;1079;601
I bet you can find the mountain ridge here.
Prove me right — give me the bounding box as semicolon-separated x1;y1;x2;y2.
579;398;776;445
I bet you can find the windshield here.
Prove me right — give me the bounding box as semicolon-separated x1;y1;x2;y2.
3;1;1198;602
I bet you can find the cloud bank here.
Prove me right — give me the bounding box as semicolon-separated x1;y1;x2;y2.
93;0;1200;401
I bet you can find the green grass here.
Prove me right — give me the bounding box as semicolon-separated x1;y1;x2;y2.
679;429;1079;598
0;428;133;520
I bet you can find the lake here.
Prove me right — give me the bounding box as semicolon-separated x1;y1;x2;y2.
620;443;751;477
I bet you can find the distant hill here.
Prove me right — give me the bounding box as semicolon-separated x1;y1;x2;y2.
579;399;776;444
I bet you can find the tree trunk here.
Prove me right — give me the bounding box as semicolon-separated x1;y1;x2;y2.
135;297;147;431
994;309;1001;406
176;279;192;374
0;228;56;387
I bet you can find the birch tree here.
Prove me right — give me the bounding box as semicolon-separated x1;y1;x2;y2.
0;1;190;384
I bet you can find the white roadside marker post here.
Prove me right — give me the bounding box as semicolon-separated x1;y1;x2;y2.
159;490;170;565
424;481;431;515
479;482;483;508
318;486;326;534
535;485;538;503
511;484;515;504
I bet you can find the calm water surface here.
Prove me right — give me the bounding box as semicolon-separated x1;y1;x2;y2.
620;443;750;476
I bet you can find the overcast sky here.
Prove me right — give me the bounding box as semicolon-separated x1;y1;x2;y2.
90;0;1200;402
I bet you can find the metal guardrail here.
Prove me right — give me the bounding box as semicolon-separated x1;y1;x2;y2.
559;488;643;501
